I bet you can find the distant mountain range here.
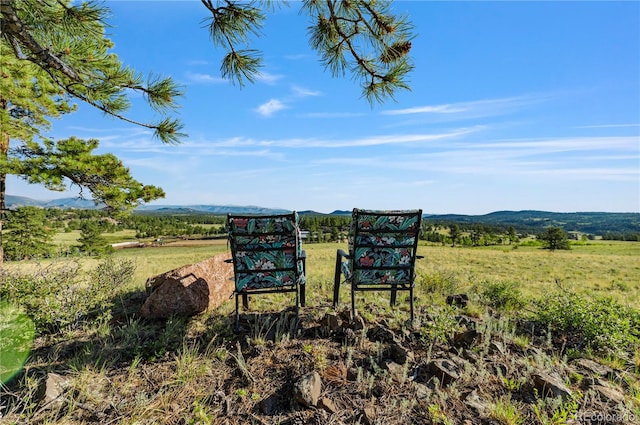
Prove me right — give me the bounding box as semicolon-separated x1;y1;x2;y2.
6;195;639;235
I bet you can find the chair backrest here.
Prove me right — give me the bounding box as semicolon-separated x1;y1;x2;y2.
227;212;304;292
347;208;422;286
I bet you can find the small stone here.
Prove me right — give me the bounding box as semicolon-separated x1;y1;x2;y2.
42;373;70;408
321;313;340;331
592;384;626;404
532;372;573;401
367;325;398;343
446;294;469;308
427;358;461;385
361;406;376;425
319;397;338;414
293;371;322;408
387;341;413;365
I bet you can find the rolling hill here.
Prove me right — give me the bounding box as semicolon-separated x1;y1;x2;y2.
6;195;639;236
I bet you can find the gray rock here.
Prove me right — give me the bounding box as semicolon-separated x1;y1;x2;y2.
367;325;398;343
387;341;414;365
532;372;573;401
293;371;322;408
573;358;614;378
41;373;70;410
465;390;489;415
321;313;341;331
427;358;461;385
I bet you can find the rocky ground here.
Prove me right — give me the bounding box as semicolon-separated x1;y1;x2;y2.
3;294;638;425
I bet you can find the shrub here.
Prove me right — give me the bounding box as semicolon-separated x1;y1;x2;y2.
0;259;135;335
532;291;640;354
480;281;526;311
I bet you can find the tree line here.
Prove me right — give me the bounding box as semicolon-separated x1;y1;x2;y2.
4;208;603;261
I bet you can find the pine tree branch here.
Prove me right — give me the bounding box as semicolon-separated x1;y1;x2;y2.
0;0;81;81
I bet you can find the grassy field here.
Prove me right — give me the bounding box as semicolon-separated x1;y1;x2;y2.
11;238;640;307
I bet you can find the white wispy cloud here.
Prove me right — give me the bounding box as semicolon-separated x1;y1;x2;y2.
383;104;466;115
255;99;288;117
256;71;284;85
284;54;310;60
207;126;482;148
575;123;640;129
382;94;551;118
311;134;639;182
187;60;209;66
185;72;226;84
291;85;322;98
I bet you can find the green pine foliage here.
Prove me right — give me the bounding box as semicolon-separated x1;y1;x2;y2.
78;220;113;256
3;206;55;261
538;226;571;251
1;0;184;143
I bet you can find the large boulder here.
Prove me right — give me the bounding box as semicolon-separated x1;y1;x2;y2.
141;253;234;319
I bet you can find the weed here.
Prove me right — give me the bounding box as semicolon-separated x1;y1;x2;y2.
428;403;453;425
502;376;524;392
0;259;135;335
419;305;461;345
488;396;525;425
512;334;530;349
532;395;579;425
419;269;460;297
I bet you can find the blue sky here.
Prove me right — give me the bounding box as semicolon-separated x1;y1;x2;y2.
10;0;640;214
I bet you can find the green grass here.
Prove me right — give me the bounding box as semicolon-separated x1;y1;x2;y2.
7;239;640;307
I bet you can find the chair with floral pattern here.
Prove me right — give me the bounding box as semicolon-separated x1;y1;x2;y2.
333;208;422;322
227;212;306;330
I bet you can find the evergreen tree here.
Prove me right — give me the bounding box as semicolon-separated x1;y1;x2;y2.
538;226;571;251
507;226;519;245
449;223;460;247
3;206;55;260
78;220;113;256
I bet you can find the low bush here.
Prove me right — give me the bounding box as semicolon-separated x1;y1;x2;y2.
0;258;135;335
480;281;526;311
531;290;640;354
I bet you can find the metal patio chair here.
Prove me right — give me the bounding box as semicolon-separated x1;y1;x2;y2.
333;208;422;322
226;212;306;331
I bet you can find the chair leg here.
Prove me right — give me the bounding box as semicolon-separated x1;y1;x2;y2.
234;294;240;332
333;252;342;308
351;287;356;320
410;286;415;323
300;257;306;307
242;293;249;310
390;284;397;307
295;287;300;324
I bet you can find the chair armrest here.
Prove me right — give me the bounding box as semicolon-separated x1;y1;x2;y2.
416;255;425;260
337;248;351;259
224;258;233;263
